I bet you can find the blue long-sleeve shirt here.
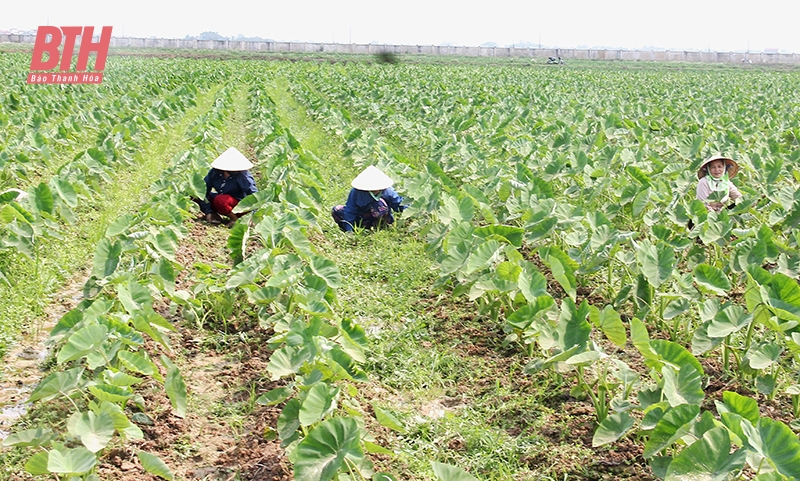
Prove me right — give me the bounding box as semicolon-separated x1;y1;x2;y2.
341;187;404;232
199;168;258;214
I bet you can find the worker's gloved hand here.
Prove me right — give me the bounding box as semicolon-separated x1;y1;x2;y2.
399;204;409;212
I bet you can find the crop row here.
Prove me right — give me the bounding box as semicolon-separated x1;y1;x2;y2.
0;55;238;352
3;63;404;480
0;80;238;481
286;62;800;479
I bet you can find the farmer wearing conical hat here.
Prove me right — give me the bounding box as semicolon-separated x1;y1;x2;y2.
332;166;406;232
196;147;258;226
696;155;742;212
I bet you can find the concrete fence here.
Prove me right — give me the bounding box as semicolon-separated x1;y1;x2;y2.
3;33;798;65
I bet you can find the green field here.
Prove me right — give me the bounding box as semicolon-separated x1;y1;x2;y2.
1;48;800;480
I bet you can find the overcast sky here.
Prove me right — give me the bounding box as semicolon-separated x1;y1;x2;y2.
3;0;798;53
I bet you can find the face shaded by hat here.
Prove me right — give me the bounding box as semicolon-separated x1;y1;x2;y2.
211;147;254;172
697;155;739;180
351;166;394;191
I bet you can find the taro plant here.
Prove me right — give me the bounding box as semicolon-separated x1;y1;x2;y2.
3;196;192;480
233;210;392;481
523;298;633;425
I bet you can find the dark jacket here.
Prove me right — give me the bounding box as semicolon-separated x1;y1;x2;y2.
199;169;258;214
340;187;404;231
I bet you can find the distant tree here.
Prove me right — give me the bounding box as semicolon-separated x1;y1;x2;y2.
480;42;499;48
233;34;275;42
196;31;227;40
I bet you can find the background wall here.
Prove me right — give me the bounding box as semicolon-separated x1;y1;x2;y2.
3;34;797;64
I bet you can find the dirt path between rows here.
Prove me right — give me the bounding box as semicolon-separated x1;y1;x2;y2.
0;269;88;438
95;220;292;481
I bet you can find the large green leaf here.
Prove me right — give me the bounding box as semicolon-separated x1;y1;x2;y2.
650;339;705;377
131;310;170;350
152;230;177;261
24;451;50;476
285;228;313;256
51;177;78;208
524;216;558;243
30;182;54;214
474;225;524;248
644;404;700;458
663;298;691;320
117;280;153;314
2;428;57;447
505;295;554;331
137;451;175;480
747;417;800;479
47;446;97;475
518;263;548;302
163;356;187;418
189;171;206;199
637;240;675;288
94;401;143;440
717;391;760;424
57;324;109;364
28;366;85;402
662;365;704;407
693;264;730;296
257;386;294;406
592;412;635;447
700;215;732;244
227;221;249;265
431;461;480;481
268;345;311;380
540;246;577;301
707;305;753;338
299;383;338;427
328;347;367;381
665;427;745;481
556;298;591;352
465;240;502;274
748;343;782;370
338;318;368;363
88;384;133;404
630;317;658;361
309;255;343;289
117;350;155;376
92;238;121;278
439;195;474;224
67;411;115;453
293;417;366;481
439;241;471;275
765;273;800;321
550;255;577;302
278;398;302;444
588;304;626;347
49;307;84;341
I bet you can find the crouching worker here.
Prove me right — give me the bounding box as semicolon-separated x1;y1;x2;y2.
696;155;742;212
332;166;406;232
196;147;258;227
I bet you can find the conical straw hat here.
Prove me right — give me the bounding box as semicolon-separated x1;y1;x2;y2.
697;155;739;179
351;166;394;191
211;147;254;171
